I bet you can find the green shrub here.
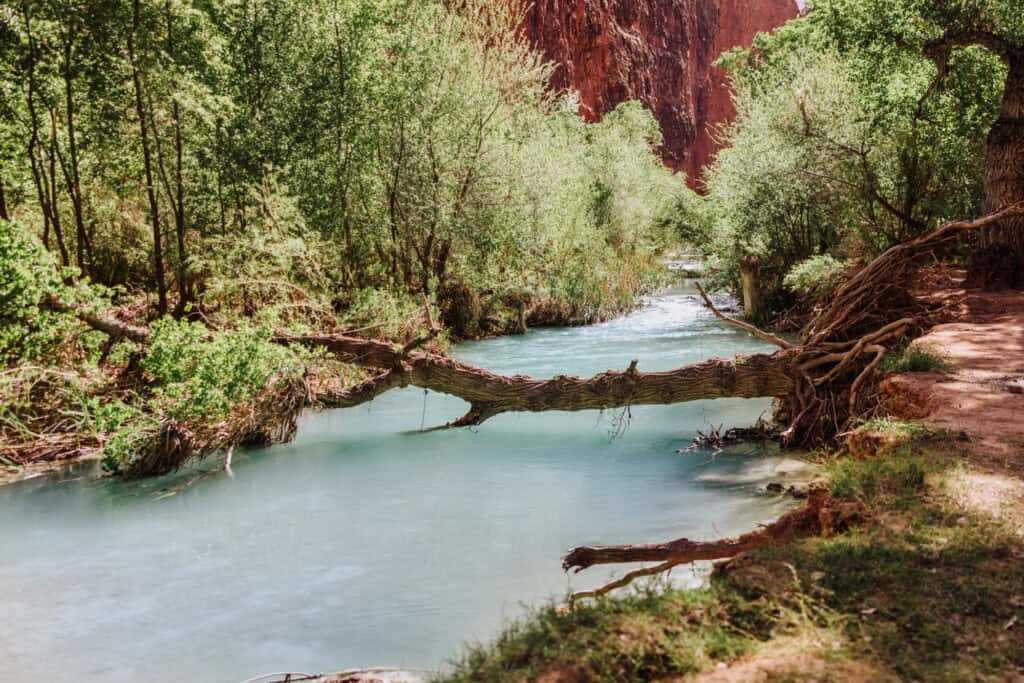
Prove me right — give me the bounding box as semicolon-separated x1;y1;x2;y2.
783;254;848;296
141;319;307;424
879;344;949;375
101;416;160;473
0;220;71;364
341;288;436;343
98;320;310;473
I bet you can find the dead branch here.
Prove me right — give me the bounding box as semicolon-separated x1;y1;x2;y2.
564;491;828;574
43;296;151;343
565;491;867;600
569;560;684;602
694;282;793;349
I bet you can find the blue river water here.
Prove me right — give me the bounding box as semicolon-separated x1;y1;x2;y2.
0;287;804;682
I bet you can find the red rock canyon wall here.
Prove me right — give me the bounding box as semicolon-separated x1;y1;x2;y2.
520;0;799;187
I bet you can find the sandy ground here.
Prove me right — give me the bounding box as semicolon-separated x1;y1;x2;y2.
884;290;1024;471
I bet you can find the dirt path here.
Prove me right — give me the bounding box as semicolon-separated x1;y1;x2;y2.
882;288;1024;534
884;290;1024;472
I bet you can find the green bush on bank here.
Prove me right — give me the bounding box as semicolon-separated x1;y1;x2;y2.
0;220;75;365
783;254;849;297
142;319;308;424
99;320;310;473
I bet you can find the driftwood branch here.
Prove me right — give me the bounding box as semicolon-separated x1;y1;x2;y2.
564;490;865;601
569;560;684;602
563;491;828;574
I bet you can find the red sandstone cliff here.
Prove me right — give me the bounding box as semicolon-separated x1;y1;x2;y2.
521;0;799;187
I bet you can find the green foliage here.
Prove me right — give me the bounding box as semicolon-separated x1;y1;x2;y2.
341;287;440;343
783;254;849;296
829;450;928;502
141;318;305;424
1;0;677;344
83;396;141;435
98;319;310;473
698;51;862;299
670;0;1017;309
101;415;159;474
0;219;72;364
879;344;950;374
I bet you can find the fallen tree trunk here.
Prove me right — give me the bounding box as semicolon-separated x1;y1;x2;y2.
277;331;797;426
46;206;1018;594
44;296;151;343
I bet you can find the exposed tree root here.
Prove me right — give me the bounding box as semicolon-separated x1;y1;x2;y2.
567;560;686;601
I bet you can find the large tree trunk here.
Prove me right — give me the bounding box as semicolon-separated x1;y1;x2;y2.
969;50;1024;289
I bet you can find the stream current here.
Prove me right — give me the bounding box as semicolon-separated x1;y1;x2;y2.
0;286;805;682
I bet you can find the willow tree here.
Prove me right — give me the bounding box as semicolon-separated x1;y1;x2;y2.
809;0;1024;286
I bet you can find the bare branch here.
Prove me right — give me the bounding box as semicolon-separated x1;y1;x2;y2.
694;282;794;349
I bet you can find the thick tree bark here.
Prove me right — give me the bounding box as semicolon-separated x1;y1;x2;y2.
46;109;70;268
739;255;764;324
165;1;190;316
969;50;1024;289
0;175;7;220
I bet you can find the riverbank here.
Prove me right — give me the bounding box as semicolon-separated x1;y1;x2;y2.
438;288;1024;682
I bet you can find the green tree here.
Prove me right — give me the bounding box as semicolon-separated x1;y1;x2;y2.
802;0;1024;284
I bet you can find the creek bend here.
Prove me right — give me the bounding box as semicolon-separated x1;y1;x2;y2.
0;287;807;682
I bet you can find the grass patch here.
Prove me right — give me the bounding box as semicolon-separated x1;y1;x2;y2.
879;343;949;375
828;449;928;505
759;506;1024;681
442;585;781;682
854;417;937;441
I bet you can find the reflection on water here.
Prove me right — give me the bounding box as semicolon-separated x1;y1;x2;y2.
0;287;805;682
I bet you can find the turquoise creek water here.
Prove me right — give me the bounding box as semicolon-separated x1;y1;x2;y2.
0;287;805;682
